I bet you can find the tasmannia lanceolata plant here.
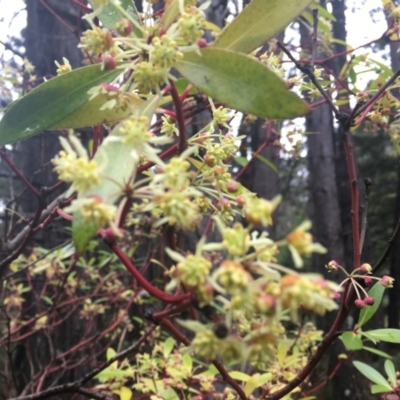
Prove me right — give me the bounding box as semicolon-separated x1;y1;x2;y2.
3;0;400;399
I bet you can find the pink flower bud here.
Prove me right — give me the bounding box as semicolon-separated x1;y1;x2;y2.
380;275;394;288
100;83;119;93
197;38;207;48
102;54;116;70
360;263;372;274
327;260;339;271
364;277;373;285
227;182;238;193
333;291;341;299
364;296;375;306
354;299;366;308
116;18;133;36
236;196;245;209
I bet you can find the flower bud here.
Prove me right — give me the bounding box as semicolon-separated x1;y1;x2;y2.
102;54;116;70
380;275;394;288
226;182;237;193
364;296;375;306
236;196;245;209
360;263;372;274
197;38;207;48
116;18;133;36
354;299;366;308
327;260;339;272
364;277;373;285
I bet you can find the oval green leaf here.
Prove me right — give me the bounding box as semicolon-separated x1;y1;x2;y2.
0;64;122;146
353;361;392;390
51;94;145;130
384;360;397;386
88;0;143;37
213;0;312;54
340;332;363;350
357;282;385;328
72;95;160;251
363;329;400;344
175;48;310;120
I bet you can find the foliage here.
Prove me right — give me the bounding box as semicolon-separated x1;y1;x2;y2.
1;0;400;400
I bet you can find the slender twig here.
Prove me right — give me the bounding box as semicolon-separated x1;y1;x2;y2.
373;216;400;274
353;69;400;120
277;42;340;119
103;236;192;304
80;325;156;385
2;240;72;281
169;79;187;153
0;149;40;198
160;318;248;400
311;8;318;69
359;178;372;255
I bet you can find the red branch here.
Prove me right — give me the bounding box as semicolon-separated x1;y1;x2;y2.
103;237;191;304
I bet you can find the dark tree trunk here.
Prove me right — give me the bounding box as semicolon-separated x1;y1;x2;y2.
14;2;87;397
387;6;400;329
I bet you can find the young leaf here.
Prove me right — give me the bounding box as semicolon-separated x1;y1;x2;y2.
244;373;261;397
72;95;160;251
371;384;393;394
175;48;310;120
0;64;121;146
340;332;364;350
88;0;143;37
363;346;392;359
357;282;385;328
363;329;400;344
353;361;392;390
229;371;251;382
163;337;175;358
384;360;397;386
119;387;133;400
213;0;312;54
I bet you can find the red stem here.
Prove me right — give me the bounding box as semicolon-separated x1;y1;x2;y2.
169;79;187;154
0;149;39;198
106;239;191;304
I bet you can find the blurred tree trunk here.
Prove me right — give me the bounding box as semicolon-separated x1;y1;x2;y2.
387;3;400;329
15;0;84;247
14;1;87;397
301;2;371;399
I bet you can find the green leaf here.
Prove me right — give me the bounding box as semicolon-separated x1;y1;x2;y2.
229;371;251;382
349;67;357;84
163;337;175;358
161;0;181;29
244;373;260;397
175;48;310;120
340;332;364;350
72;95;160;251
353;361;392;390
384;360;397;386
371;384;393;394
363;329;400;344
120;387;133;400
95;369;133;379
88;0;142;37
363;346;392;359
51;94;145;130
234;156;248;167
213;0;312;54
255;153;278;173
182;354;193;372
357;282;386;328
107;347;116;360
0;64;121;146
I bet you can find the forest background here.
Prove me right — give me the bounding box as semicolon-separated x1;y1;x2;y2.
1;0;400;399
